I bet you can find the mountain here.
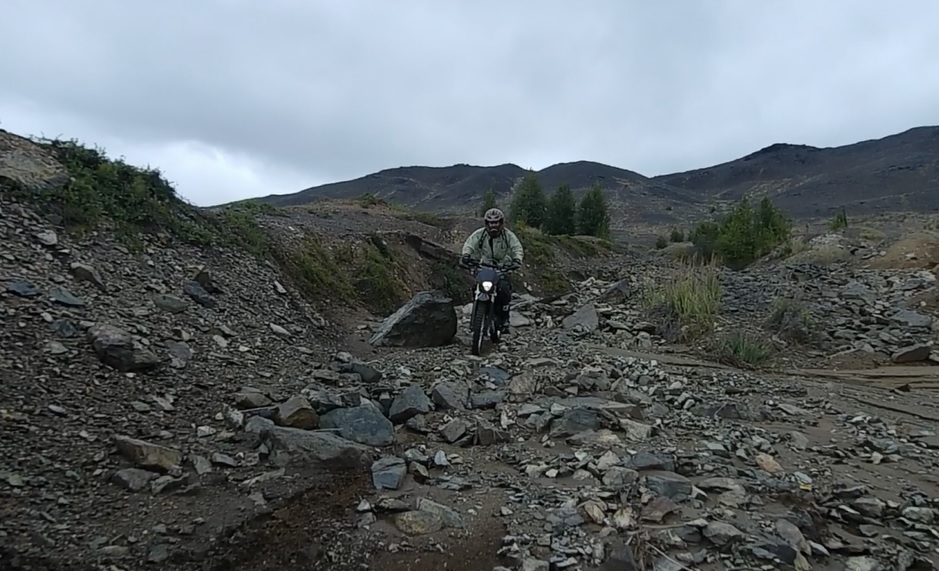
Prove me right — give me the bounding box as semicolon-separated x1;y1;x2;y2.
252;125;939;223
256;160;708;225
653;126;939;218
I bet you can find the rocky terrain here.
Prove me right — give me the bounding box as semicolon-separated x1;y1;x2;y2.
251;125;939;225
4;127;939;571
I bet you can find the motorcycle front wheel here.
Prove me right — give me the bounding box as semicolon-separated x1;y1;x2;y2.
470;301;488;356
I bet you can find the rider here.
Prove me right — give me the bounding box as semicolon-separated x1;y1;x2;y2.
460;208;524;332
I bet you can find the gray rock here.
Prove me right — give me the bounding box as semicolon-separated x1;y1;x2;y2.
371;456;407;490
395;510;444;535
416;497;465;528
183;280;216;308
87;323;162;372
261;425;372;470
341;361;383;383
703;521;744;547
549;408;600;438
152;294;188;313
113;436;182;473
69;262;106;291
165;341;192;369
274;396;319;429
439;418;469;443
891;343;931;363
319;404;395;447
110;468;157;492
890;309;932;328
431;380;469;409
49;285;84;307
643;471;692;501
369;290;457;348
563;303;600;331
6;280;40;297
388;384;433;423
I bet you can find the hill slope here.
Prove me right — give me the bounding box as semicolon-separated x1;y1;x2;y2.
252;125;939;223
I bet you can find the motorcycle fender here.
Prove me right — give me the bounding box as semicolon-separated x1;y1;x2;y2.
475;292;491;302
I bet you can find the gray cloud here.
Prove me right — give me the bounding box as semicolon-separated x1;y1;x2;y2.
1;0;937;206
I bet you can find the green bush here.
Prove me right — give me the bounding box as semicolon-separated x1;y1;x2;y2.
478;187;499;216
716;331;773;369
655;235;668;249
509;170;547;228
544;184;577;235
669;228;685;242
23;138;214;246
829;209;848;230
690;197;791;269
644;263;721;341
576;183;611;239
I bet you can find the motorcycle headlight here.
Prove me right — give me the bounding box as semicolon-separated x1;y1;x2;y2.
481;281;493;291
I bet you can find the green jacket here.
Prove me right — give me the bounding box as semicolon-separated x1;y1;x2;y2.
461;227;524;265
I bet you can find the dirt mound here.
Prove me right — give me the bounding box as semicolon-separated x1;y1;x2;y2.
866;231;939;270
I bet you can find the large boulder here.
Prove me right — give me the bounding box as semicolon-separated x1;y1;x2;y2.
369;290;457;348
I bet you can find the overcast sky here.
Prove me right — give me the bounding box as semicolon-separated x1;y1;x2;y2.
1;0;937;207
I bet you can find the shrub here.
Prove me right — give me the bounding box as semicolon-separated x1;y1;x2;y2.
690;197;791;268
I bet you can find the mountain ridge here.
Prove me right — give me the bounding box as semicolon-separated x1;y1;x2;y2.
250;125;939;223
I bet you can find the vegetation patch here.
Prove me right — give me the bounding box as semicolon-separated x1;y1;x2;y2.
8;136;300;259
273;235;354;304
11;137;216;248
429;262;473;305
352;235;409;314
394;208;446;228
829;208;848;231
714;331;773;369
689;196;791;269
763;297;817;345
509;171;611;240
643;263;721;342
356;192;447;228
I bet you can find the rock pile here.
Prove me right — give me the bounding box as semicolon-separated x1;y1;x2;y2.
5;188;939;571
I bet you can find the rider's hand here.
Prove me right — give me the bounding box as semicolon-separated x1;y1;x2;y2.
461;254;474;266
503;259;520;271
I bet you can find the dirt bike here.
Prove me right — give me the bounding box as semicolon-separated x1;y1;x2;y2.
461;259;517;356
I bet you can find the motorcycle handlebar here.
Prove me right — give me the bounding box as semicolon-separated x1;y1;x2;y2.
460;259;518;272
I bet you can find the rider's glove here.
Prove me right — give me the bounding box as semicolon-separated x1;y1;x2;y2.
460;254;473;266
504;259;521;271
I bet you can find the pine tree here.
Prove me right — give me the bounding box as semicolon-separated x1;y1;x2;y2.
544;184;577;235
478;186;498;216
508;170;547;228
576;183;611;238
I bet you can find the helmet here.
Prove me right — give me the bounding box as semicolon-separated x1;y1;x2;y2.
484;208;505;236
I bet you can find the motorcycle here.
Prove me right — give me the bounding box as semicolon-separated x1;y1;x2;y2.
461;259;516;356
